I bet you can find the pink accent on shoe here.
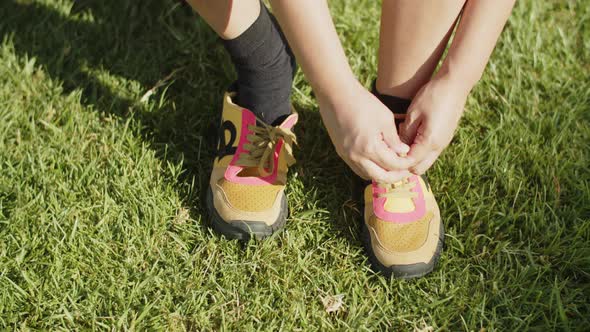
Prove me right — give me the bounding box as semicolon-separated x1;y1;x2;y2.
224;109;281;186
372;175;426;223
280;113;298;129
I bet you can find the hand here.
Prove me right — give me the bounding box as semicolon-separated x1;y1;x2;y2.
318;81;414;183
399;76;469;175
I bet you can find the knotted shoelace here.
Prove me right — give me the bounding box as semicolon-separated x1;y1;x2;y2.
376;177;417;199
235;119;297;178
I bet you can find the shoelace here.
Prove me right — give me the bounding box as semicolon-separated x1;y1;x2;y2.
376;177;417;199
375;112;416;199
235;119;297;177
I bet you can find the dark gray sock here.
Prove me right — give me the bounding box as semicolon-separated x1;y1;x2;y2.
222;2;296;125
371;80;412;127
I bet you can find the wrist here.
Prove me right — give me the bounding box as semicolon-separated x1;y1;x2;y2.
434;61;478;96
314;74;362;109
425;73;470;118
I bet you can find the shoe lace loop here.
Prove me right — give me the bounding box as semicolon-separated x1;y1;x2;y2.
235;119;297;177
376;177;417;199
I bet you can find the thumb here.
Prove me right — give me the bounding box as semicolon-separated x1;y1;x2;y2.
399;110;421;145
382;124;410;155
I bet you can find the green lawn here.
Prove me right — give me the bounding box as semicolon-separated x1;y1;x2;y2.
1;0;589;330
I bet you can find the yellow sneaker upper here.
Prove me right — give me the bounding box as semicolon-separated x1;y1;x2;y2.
209;92;297;225
364;175;442;266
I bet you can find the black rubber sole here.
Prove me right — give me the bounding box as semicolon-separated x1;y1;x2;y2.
206;187;288;241
362;221;444;279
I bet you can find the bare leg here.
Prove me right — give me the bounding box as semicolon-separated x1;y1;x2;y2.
377;0;466;99
185;0;260;40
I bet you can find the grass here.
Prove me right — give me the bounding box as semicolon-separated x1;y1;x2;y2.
0;0;589;330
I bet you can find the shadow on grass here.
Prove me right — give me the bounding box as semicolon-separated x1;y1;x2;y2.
0;0;363;246
291;106;364;247
0;0;228;232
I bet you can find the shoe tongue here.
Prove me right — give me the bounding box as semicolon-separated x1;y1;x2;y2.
238;167;266;178
382;179;415;213
277;113;298;130
384;196;416;213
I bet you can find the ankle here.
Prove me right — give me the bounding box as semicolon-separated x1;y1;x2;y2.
222;2;295;125
371;80;412;115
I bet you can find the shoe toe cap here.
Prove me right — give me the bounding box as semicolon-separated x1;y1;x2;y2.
211;181;285;226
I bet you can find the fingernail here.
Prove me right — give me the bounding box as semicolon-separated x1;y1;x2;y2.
397;144;410;154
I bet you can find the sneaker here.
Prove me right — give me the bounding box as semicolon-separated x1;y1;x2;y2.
206;91;298;240
361;174;444;278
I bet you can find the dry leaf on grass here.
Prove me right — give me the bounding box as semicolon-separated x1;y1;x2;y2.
320;294;345;313
413;318;434;332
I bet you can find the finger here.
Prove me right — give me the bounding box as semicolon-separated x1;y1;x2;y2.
360;159;412;184
373;142;415;170
408;131;433;165
399;111;422;145
411;151;439;175
381;122;410;155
